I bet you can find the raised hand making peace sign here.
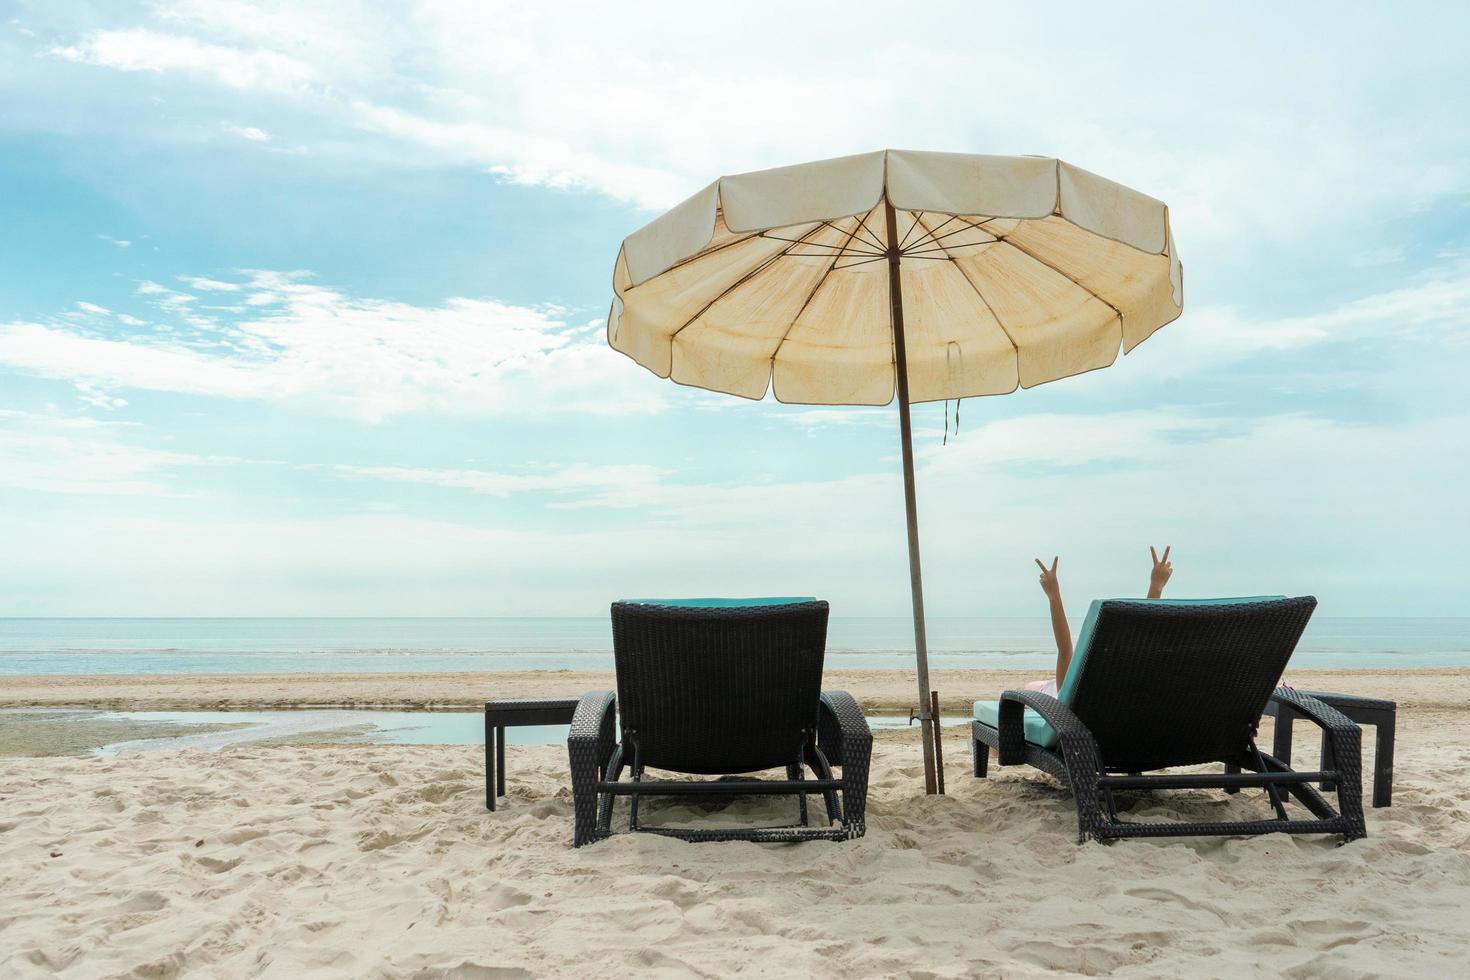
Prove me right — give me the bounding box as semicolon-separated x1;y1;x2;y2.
1149;545;1173;598
1034;556;1061;600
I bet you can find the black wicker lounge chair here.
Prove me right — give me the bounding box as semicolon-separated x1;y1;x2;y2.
568;598;871;846
971;596;1367;843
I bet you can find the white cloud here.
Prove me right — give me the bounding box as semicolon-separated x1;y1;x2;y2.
1122;260;1470;377
332;461;668;501
0;410;194;495
4;256;1467;426
96;234;131;248
223;123;270;142
75;301;110;315
4;407;1465;615
177;276;242;291
348;101;681;208
0;270;665;421
918;411;1222;470
776;407;892;432
52;28;315;94
135;279;198;313
39;3;1470;236
907;410;1470;617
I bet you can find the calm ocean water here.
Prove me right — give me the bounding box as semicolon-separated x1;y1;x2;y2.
1;617;1467;674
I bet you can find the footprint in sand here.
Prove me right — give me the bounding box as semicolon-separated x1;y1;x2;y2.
193;854;244;873
1123;886;1229;921
1286;917;1374;950
1006;939;1132;974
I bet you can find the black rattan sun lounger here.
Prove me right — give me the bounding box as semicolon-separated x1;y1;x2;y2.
971;595;1366;843
568;598;871;846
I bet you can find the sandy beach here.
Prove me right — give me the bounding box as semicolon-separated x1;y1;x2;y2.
0;669;1467;977
2;667;1462;713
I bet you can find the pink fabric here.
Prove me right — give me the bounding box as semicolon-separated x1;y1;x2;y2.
1024;678;1058;696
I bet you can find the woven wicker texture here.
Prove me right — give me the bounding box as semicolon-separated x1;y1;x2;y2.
567;602;872;846
1068;597;1317;772
610;600;829;774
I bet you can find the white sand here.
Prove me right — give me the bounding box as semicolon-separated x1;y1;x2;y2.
3;709;1470;977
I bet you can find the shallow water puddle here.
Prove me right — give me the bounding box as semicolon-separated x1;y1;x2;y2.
0;707;971;756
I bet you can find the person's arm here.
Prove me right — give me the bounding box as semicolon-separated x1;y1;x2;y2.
1149;545;1173;599
1035;557;1072;688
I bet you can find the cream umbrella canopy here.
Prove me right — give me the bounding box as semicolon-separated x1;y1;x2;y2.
607;150;1183;793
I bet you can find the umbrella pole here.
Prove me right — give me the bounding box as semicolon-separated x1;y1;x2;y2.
884;197;939;795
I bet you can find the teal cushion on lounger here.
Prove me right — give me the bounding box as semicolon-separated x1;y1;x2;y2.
622;597;817;608
973;698;1059;748
976;595;1288;750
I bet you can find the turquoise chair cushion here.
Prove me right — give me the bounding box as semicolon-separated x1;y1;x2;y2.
622;597;817;608
976;595;1288;749
973;697;1059;748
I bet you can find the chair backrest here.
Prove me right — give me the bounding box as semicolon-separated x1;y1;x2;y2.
1062;596;1317;771
610;599;829;775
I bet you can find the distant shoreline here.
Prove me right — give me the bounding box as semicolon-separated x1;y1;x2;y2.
1;667;1464;713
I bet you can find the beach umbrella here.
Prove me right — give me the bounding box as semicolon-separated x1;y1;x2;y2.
606;150;1182;793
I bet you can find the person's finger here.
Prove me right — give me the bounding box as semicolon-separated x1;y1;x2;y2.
1150;545;1158;563
1051;556;1059;572
1162;545;1171;563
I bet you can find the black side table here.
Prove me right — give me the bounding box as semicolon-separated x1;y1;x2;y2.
484;698;580;811
1263;690;1396;807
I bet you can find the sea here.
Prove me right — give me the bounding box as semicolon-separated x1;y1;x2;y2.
2;616;1468;675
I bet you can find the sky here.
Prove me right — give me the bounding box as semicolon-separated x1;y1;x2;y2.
1;1;1468;618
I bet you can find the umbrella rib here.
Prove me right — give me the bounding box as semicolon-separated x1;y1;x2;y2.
846;210;889;253
955;216;1126;325
823;219;886;254
913;212;1023;368
849;225;887;254
901;213;957;252
900;245;990;258
767;210;872;375
759;232;881;256
902;218;996;254
897;210;929;251
636;230;765;285
832;255;890;270
780;247;883;257
669;223;831;340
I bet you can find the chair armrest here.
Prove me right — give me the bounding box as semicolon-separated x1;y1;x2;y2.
818;690;871;768
819;691;871;838
567;690;616;847
1268;687;1366;837
998;689;1100;768
1269;687;1359;735
1288;689;1396;713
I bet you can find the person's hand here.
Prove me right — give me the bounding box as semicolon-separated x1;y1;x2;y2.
1035;556;1061;601
1149;545;1173;598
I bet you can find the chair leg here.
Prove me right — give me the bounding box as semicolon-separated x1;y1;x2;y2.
1375;718;1394;808
496;726;507;797
972;735;988;778
1250;740;1290;821
628;764;645;830
484;713;497;811
1273;709;1295;767
809;746;843;826
788;763;809;826
1223;762;1240;793
596;743;625;834
1320;730;1337;793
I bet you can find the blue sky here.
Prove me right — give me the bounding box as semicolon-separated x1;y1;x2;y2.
1;2;1468;617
